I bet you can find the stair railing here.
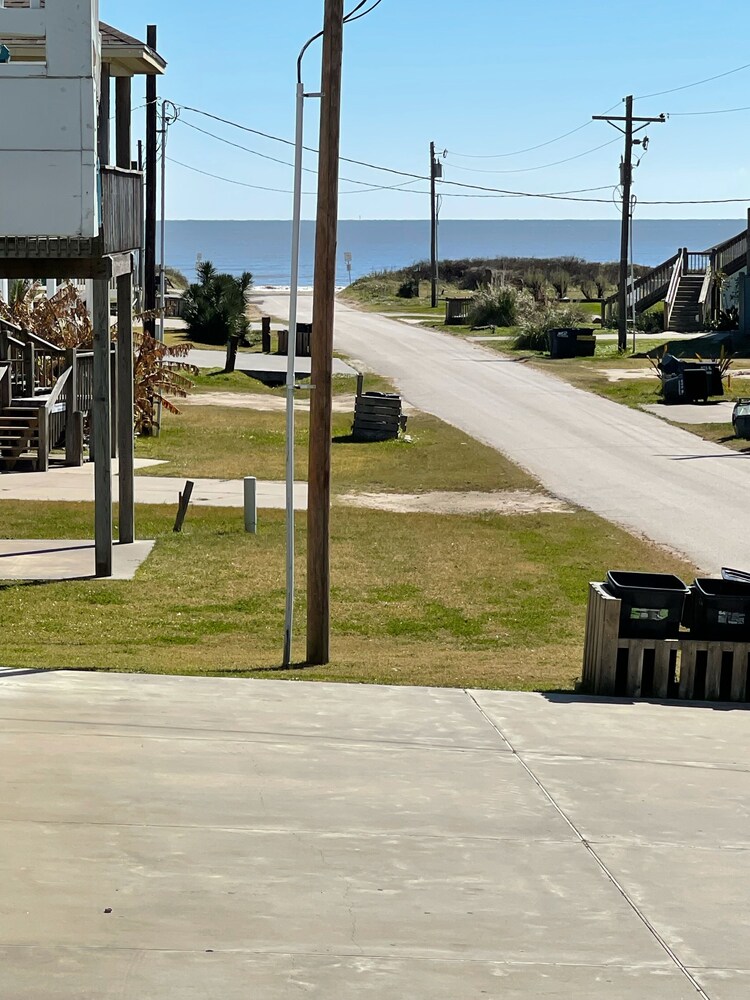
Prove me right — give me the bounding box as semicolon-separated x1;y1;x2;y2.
698;264;714;330
664;251;685;330
0;363;10;411
36;366;73;472
708;229;747;275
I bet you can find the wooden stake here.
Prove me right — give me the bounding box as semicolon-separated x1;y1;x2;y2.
306;0;344;666
173;480;194;532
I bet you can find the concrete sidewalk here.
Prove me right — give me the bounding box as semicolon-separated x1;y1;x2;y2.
0;459;308;510
0;671;747;998
187;348;357;377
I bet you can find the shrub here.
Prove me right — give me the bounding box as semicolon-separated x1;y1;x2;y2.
513;304;589;351
397;278;419;299
468;284;519;328
164;266;189;290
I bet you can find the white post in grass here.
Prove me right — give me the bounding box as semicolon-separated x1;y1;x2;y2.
244;476;257;534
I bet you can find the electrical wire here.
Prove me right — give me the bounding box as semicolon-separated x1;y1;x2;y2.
444;101;622;159
668;104;750;117
444;137;621;174
175;117;418;190
168;156;422;195
343;0;384;23
635;60;750;100
178;105;425;180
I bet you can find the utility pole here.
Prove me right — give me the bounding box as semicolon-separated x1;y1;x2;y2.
593;97;665;352
430;141;441;307
144;24;158;337
307;0;344;666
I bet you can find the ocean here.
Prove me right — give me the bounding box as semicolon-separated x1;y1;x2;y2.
164;219;747;288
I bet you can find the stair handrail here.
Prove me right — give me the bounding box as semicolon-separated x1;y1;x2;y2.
603;251;679;311
12;328;66;357
698;264;714;330
0;362;10;410
702;228;747;275
36;365;73;473
664;251;685;330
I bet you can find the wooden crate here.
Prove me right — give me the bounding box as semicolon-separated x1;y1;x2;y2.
352;392;403;441
581;582;750;702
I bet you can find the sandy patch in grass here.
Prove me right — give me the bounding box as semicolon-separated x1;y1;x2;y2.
598;368;659;383
184;391;357;413
337;490;572;515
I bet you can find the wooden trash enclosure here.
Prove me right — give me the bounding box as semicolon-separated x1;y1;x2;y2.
352;391;404;441
277;323;312;357
582;582;750;702
445;297;473;325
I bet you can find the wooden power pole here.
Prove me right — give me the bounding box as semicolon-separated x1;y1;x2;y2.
430;141;440;308
144;24;158;337
306;0;344;665
593;98;665;352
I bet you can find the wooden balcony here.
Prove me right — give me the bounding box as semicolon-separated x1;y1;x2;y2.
0;166;143;279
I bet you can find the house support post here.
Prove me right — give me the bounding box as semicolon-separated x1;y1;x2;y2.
93;278;113;577
117;271;135;544
64;347;79;465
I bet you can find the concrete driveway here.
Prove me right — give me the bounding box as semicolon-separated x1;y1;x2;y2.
1;670;747;998
254;291;750;573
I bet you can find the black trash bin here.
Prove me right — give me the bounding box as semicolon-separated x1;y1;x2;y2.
732;399;750;439
605;570;690;639
548;328;578;359
659;355;722;403
548;328;595;359
684;577;750;641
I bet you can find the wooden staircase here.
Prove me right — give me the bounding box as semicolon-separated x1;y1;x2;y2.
668;273;704;333
605;228;749;333
0;403;40;470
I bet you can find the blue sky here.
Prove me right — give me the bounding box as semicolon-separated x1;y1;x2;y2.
107;0;750;221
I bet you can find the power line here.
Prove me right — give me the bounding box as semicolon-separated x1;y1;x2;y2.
169;152;750;206
167;156;422;195
635;60;750;100
445;101;622;159
669;104;750;117
444;137;621;174
178;104;426;181
176;117;419;189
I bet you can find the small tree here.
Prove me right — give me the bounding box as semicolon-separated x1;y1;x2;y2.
580;278;598;301
593;268;608;299
182;260;253;346
523;268;547;304
550;269;570;300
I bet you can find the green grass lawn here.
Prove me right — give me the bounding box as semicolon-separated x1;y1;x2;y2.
137;403;534;493
0;500;695;689
0;381;700;687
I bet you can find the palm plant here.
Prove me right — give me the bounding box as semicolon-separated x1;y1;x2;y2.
182;260;253;345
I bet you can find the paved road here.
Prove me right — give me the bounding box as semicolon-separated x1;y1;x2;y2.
255;290;750;572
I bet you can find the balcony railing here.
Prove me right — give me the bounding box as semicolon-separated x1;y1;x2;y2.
0;166;143;262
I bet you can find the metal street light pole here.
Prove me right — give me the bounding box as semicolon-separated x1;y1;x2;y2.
283;32;324;667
